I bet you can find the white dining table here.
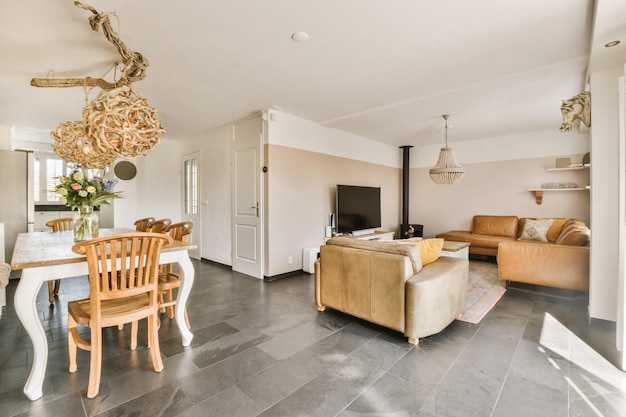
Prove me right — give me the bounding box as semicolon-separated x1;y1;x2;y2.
10;228;196;401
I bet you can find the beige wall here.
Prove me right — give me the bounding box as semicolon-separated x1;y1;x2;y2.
412;155;591;237
0;124;11;149
266;144;400;276
264;146;591;277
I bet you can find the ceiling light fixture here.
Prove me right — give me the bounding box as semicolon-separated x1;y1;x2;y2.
31;1;164;167
429;114;465;185
291;32;309;42
605;40;621;48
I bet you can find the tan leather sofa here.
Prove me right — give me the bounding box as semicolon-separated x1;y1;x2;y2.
437;215;519;256
314;237;468;344
497;239;589;291
437;215;590;291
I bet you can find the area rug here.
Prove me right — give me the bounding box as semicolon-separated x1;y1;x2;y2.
458;260;506;324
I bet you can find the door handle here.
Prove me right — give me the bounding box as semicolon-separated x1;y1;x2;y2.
251;202;259;217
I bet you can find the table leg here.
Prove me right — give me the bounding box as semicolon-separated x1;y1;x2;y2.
14;269;46;400
175;252;194;346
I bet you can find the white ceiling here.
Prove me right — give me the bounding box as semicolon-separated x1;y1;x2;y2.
1;0;625;147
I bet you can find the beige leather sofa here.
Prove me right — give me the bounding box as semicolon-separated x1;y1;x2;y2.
437;215;590;291
314;237;468;344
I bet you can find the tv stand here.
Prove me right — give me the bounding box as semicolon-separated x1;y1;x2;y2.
351;228;376;236
353;231;395;241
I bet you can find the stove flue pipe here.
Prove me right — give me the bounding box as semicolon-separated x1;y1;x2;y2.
399;145;413;225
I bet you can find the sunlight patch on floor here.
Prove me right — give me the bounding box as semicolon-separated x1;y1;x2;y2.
539;312;626;415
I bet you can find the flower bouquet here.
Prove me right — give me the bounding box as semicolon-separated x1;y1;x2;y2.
55;171;122;241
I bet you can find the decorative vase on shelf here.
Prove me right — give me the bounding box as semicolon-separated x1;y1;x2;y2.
73;206;99;242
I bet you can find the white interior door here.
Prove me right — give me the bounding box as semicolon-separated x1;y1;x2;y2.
182;152;201;259
232;116;263;279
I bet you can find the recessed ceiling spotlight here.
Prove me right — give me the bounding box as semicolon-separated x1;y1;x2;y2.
291;32;309;42
605;40;621;48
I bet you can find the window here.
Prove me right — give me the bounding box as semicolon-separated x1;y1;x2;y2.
34;154;68;204
183;157;198;215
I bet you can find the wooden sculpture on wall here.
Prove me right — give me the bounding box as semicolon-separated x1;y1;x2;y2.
31;1;164;166
560;91;591;132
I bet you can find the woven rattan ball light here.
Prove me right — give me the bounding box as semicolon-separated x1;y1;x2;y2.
82;85;165;159
51;120;117;169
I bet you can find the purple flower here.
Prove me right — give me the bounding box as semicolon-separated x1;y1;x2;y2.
102;179;118;192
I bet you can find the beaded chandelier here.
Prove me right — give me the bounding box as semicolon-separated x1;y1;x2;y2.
429;114;465;185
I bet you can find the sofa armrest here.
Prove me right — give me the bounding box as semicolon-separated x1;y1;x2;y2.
497;240;589;291
405;256;468;340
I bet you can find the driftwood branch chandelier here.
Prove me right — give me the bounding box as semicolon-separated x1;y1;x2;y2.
32;1;164;168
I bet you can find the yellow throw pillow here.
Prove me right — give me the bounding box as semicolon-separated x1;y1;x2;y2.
397;238;444;266
546;218;567;242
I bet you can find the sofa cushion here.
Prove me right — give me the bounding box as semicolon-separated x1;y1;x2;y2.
518;218;553;242
556;223;590;246
326;237;423;273
396;238;444;266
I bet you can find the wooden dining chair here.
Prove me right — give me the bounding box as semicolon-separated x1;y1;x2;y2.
68;232;172;398
45;217;74;304
134;217;155;232
147;218;171;234
158;222;193;328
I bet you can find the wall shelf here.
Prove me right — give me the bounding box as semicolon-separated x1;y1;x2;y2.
545;164;590;172
529;163;591;204
528;188;589;205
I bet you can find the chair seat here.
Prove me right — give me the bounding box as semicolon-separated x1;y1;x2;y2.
158;272;181;290
68;294;154;328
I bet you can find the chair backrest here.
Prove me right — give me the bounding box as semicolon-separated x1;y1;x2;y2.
71;233;173;320
46;217;74;232
134;217;156;232
148;219;171;234
165;221;193;242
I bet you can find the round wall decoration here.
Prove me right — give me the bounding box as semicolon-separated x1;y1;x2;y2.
114;161;137;180
582;152;590;165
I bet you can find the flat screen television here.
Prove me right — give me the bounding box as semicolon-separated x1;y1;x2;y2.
336;185;381;235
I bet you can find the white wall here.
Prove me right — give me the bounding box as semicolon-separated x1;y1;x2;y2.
113;138;183;229
268;111;400;168
589;67;623;321
182;124;232;266
412;128;590;168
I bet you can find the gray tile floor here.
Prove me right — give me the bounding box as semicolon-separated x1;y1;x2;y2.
1;258;625;417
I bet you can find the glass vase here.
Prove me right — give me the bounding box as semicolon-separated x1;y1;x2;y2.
73;205;99;242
